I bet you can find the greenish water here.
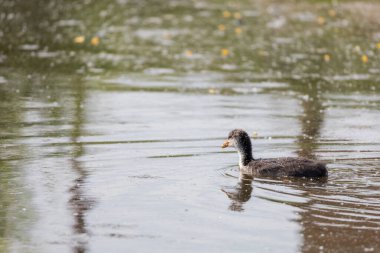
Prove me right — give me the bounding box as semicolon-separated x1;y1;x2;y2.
0;0;379;252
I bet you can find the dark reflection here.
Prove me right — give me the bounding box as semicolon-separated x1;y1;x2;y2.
222;174;253;212
293;78;327;252
68;78;93;253
295;79;325;159
293;79;379;252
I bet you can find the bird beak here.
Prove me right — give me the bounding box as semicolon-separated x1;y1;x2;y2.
221;140;230;148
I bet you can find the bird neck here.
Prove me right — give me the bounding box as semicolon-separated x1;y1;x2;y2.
236;139;254;166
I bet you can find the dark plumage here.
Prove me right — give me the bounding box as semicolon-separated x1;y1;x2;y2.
222;129;328;178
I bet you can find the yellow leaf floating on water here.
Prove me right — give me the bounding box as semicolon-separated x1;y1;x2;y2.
376;42;380;49
328;9;336;17
233;12;242;20
361;55;369;63
317;16;325;25
208;88;217;94
74;36;85;44
221;48;229;57
235;27;242;35
323;54;331;62
223;11;231;18
184;50;193;57
218;24;226;31
91;37;100;46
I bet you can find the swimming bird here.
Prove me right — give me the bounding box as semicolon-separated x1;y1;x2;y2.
222;129;328;178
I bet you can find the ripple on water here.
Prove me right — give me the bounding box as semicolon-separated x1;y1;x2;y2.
2;65;379;253
219;133;380;251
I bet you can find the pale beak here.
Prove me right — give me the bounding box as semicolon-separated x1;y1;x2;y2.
221;140;230;148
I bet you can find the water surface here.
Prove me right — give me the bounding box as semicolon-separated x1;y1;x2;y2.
0;0;379;252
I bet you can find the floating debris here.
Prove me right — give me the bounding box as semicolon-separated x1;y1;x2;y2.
328;9;336;17
208;88;217;94
223;10;231;18
317;16;325;25
221;48;230;57
218;24;226;31
184;50;193;57
361;55;369;63
74;36;85;44
91;37;100;46
233;12;242;20
235;27;242;35
324;54;331;62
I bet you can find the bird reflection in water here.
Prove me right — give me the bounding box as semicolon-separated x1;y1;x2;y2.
221;174;254;212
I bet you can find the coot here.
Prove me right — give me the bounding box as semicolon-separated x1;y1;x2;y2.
222;129;328;178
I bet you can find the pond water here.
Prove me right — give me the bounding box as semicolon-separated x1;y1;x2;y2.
0;0;380;253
